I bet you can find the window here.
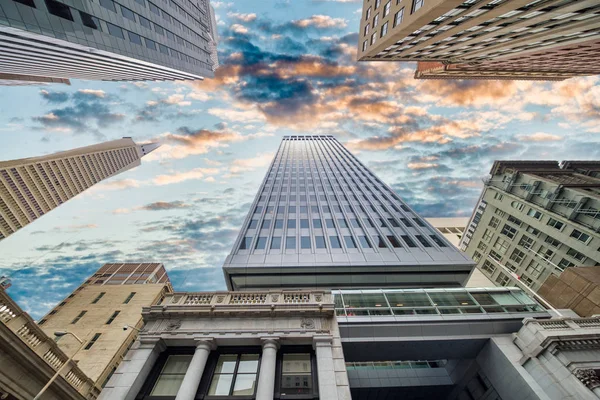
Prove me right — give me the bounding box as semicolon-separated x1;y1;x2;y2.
249;220;258;229
128;31;143;45
363;218;374;228
281;353;313;395
510;248;526;264
412;0;424;13
135;0;145;5
387;235;402;248
330;236;342;248
472;251;482;262
255;237;267;250
159;44;170;55
489;217;500;228
500;224;517;239
99;0;116;12
312;219;322;229
518;235;534;250
375;0;381;8
275;219;284;229
150;355;192;396
139;15;151;29
477;242;487;251
107;23;124;39
364;23;370;36
571;229;591;243
547;218;564;231
489;250;502;262
544;236;561;248
366;6;371;20
261;220;271;230
71;311;86;324
377;235;387;248
507;216;522;227
315;236;326;249
482;229;493;243
525;260;544;278
495;209;506;217
344;236;357;248
481;260;496;275
301;236;311;249
13;0;36;7
45;0;73;20
271;237;281;250
493;192;504;201
511;201;524;211
527;208;542;220
493;237;510;254
84;333;101;350
337;219;348;228
145;37;156;49
287;219;296;229
430;235;447;247
123;292;136;304
148;1;160;15
326;219;335;228
393;7;404;26
80;11;101;30
92;292;105;304
495;273;510;287
526;226;540;236
106;311;120;325
402;235;416;247
350;219;361;228
239;237;252;250
567;248;587;262
120;5;136;21
154;23;164;35
371;32;377;45
286;236;296;250
558;258;575;269
383;1;391;17
380;21;388;37
358;236;371;248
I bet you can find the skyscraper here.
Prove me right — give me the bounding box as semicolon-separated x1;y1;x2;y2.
357;0;600;81
37;263;172;388
0;137;158;241
460;161;600;291
223;135;474;290
0;0;218;81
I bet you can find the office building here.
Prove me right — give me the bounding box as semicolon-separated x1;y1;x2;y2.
0;285;98;400
0;0;218;81
538;266;600;317
460;161;600;292
37;263;172;390
357;0;600;81
0;137;158;241
223;135;475;291
100;139;600;400
427;217;494;287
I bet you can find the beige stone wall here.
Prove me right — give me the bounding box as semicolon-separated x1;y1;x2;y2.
40;283;166;385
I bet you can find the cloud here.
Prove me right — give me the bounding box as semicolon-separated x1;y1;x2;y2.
95;178;141;191
140;201;191;211
227;12;257;22
231;24;249;34
153;167;220;185
516;132;563;142
407;162;439;170
39;90;69;103
227;152;274;175
292;15;347;29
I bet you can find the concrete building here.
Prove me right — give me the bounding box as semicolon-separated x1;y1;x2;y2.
538;266;600;317
0;0;218;81
0;285;98;400
460;160;600;292
37;263;172;390
427;217;494;287
357;0;600;81
223;135;475;291
0;137;158;241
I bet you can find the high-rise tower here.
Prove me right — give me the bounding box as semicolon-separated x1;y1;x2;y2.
223;135;474;290
0;137;158;241
0;0;218;81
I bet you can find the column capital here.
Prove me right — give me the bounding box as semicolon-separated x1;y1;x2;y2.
194;338;216;351
312;335;333;349
261;337;280;350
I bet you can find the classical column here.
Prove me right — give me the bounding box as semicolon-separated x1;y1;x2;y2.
256;337;279;400
175;339;216;400
575;369;600;397
313;335;339;400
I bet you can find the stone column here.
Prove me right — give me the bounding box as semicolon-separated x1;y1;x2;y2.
575;369;600;397
99;338;166;400
256;337;279;400
313;335;339;400
175;339;216;400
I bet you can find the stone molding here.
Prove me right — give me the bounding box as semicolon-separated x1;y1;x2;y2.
575;368;600;390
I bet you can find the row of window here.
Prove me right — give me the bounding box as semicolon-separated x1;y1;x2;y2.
362;0;423;52
249;216;421;230
71;309;120;325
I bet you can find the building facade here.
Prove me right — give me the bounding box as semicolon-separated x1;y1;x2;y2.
538;266;600;317
0;137;158;241
357;0;600;80
223;135;475;291
0;72;70;85
460;161;600;292
37;263;172;389
0;0;218;81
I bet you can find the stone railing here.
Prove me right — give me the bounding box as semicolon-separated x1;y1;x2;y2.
0;290;99;399
149;290;333;316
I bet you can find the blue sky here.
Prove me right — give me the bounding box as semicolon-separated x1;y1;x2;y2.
1;0;600;319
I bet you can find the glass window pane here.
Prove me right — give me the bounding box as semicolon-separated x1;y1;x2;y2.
255;237;267;250
429;292;475;307
215;355;237;374
271;237;281;250
344;236;357;248
330;236;341;248
232;373;257;395
161;355;192;373
151;375;185;395
313;219;322;228
281;354;312;395
343;293;387;308
286;236;296;249
492;292;522;305
238;354;259;373
301;236;311;249
315;236;326;248
208;374;234;395
385;292;431;307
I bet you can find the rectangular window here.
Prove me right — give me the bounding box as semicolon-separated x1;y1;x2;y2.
84;333;101;350
313;219;322;228
151;355;192;395
128;31;142;45
106;310;120;325
154;23;164;35
567;248;587;262
387;235;402;248
430;235;447;247
363;218;374;228
394;8;404;27
275;219;283;229
139;15;151;29
92;292;105;304
120;5;136;21
326;219;335;228
14;0;36;7
261;220;271;229
287;219;296;229
402;235;416;247
412;0;424;13
300;219;309;229
489;250;502;262
45;0;73;21
99;0;116;12
377;235;387;248
527;208;542;220
286;236;296;249
338;219;348;228
135;0;145;5
330;236;342;248
249;220;258;229
350;219;361;228
315;236;327;248
477;242;487;251
500;224;517;239
558;258;575;269
159;44;170;55
507;215;523;227
494;192;504;201
375;0;381;8
380;21;388;37
148;1;160;15
510;248;526;263
281;353;313;395
544;235;561;248
106;22;124;39
371;32;377;45
383;1;391;17
571;229;591;243
526;226;540;236
209;354;259;396
80;11;101;30
145;37;156;50
366;6;371;20
387;218;399;228
255;237;267;250
481;260;496;275
518;235;534;250
270;237;281;250
358;236;371;248
239;237;252;250
547;218;564;231
344;236;357;248
495;209;506;217
301;236;311;249
489;217;500;228
123;292;136;304
71;310;86;324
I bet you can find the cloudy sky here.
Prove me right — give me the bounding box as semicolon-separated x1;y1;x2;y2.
1;0;600;319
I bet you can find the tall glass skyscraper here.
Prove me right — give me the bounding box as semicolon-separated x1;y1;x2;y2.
0;0;218;81
223;135;474;290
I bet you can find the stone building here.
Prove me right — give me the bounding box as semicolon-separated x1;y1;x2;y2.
538;266;600;317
